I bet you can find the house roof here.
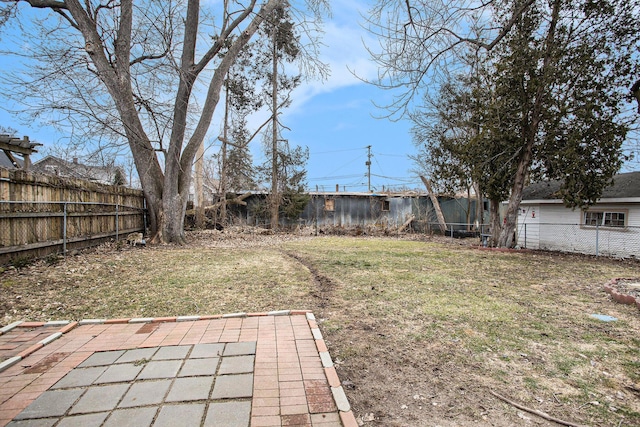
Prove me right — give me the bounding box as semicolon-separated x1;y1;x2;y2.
0;151;22;169
522;171;640;201
32;155;126;186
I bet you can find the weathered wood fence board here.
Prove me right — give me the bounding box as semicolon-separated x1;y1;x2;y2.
0;168;146;264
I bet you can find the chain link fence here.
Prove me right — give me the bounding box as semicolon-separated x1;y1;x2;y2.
0;201;146;263
517;223;640;258
427;221;640;258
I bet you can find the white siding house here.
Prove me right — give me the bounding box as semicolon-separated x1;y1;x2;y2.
517;172;640;258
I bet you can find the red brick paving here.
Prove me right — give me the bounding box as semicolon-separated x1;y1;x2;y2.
0;312;358;427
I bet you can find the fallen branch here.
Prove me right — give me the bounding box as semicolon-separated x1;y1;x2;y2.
419;176;447;234
397;214;415;232
625;385;640;395
489;390;588;427
198;192;253;213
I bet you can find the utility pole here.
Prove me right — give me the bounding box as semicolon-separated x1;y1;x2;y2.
366;145;372;192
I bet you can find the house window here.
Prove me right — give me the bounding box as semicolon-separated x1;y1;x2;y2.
583;210;627;228
324;198;335;211
382;200;390;211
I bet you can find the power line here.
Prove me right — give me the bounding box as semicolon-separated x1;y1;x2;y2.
310;148;367;155
375;153;408;158
308;174;363;182
370;173;417;182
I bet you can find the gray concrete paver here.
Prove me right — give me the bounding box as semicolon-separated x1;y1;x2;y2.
218;355;255;375
51;366;107;389
116;347;158;364
56;412;109;427
6;419;57;427
165;376;214;402
189;343;225;358
211;373;253;399
94;363;143;384
152;345;190;360
178;357;218;377
223;342;256;356
118;379;172;408
78;350;125;367
13;389;84;420
137;360;182;380
102;407;157;427
204;401;251;427
69;383;129;414
153;403;205;427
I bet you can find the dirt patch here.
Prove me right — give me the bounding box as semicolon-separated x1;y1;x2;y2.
23;352;70;374
283;252;336;311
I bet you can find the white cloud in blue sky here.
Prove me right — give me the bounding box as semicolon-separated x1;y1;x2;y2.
280;0;418;191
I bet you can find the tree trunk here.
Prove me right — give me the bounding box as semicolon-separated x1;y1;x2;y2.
220;78;230;226
474;182;483;231
494;0;561;248
159;0;282;243
270;25;280;230
194;141;205;228
489;198;501;247
496;144;533;248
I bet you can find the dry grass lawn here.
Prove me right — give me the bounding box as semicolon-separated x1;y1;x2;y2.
2;232;640;426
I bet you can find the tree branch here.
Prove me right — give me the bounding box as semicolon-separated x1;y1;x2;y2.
129;49;170;67
193;0;257;74
489;390;588;427
21;0;67;9
180;0;282;178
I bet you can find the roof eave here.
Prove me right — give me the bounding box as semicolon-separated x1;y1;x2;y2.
521;197;640;204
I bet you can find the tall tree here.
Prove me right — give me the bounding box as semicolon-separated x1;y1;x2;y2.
372;0;640;246
489;0;636;247
246;3;318;229
217;60;263;225
259;4;302;229
1;0;327;243
256;142;309;224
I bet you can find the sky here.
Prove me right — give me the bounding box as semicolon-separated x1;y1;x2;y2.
275;0;420;193
0;0;421;194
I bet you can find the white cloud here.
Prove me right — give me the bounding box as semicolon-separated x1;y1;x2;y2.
286;0;379;114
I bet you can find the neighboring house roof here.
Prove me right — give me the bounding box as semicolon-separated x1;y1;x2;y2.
522;171;640;201
32;155;126;186
0;151;22;169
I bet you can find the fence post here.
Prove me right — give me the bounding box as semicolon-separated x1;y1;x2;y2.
450;225;453;240
63;202;68;256
524;223;527;249
595;223;599;257
115;202;119;241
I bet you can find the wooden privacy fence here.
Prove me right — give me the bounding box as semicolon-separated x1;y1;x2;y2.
0;168;146;264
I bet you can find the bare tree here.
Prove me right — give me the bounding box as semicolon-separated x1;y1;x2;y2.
1;0;327;244
364;0;536;118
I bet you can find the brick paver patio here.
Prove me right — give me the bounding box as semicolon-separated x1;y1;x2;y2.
0;312;357;427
